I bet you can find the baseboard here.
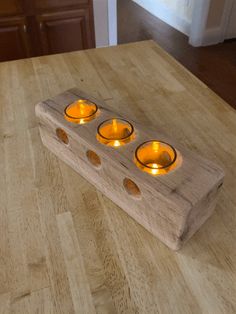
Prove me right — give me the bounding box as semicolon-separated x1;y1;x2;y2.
133;0;191;35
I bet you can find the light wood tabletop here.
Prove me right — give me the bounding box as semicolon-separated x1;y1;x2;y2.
0;40;235;313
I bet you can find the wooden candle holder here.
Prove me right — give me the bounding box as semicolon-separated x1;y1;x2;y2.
35;88;224;250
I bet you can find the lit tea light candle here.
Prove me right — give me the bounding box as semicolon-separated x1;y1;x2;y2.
135;140;177;175
64;99;98;124
97;118;134;147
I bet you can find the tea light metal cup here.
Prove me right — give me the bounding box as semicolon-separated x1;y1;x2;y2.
97;118;134;147
135;140;177;175
64;99;98;124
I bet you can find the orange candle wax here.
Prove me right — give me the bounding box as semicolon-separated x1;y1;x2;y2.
135;140;177;175
97;118;134;147
64;99;98;124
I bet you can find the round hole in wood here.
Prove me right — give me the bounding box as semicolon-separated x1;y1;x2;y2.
123;178;141;199
86;150;101;168
56;128;69;145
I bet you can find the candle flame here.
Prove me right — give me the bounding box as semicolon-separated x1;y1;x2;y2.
112;119;118;133
152;141;159;152
80;103;85;116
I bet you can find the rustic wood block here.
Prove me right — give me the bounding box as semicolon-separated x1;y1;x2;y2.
35;88;224;250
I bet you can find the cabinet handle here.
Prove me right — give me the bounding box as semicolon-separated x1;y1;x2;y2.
39;22;43;30
23;24;27;33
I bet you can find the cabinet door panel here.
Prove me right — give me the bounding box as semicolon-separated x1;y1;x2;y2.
0;1;23;16
38;9;94;55
0;17;30;61
34;0;89;10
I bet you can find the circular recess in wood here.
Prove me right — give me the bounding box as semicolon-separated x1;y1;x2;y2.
56;128;69;145
86;150;101;168
123;178;141;199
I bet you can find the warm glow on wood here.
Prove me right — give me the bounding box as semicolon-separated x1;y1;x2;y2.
97;118;134;147
64;99;98;124
113;140;121;147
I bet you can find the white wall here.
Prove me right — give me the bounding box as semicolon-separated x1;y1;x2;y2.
93;0;117;48
132;0;235;46
224;0;236;39
160;0;194;21
108;0;117;45
191;0;235;46
93;0;109;47
133;0;194;35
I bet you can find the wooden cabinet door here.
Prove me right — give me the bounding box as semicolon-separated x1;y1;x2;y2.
0;17;31;61
0;0;23;17
33;0;89;10
37;9;95;55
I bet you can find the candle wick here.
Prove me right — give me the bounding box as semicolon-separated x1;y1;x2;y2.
112;119;118;136
152;142;159;152
80;103;85;116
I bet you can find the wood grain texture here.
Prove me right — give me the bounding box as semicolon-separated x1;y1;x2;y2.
0;40;236;313
57;212;96;314
36;88;224;250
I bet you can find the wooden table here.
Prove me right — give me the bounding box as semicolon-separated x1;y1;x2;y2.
0;40;235;313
